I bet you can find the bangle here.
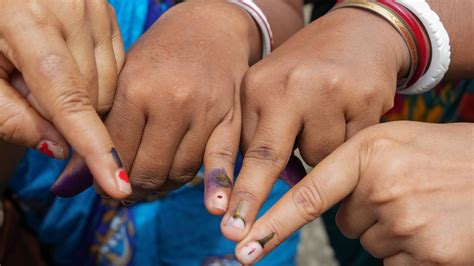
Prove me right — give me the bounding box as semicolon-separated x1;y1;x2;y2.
378;0;430;88
228;0;273;57
395;0;451;95
333;1;418;90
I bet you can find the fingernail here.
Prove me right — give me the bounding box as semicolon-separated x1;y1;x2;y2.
212;192;228;211
226;201;246;230
51;162;93;197
237;232;275;264
238;242;263;264
37;140;65;160
206;169;232;211
110;148;132;195
115;169;131;194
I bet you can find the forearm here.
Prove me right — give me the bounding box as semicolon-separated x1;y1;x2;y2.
428;0;474;79
255;0;305;47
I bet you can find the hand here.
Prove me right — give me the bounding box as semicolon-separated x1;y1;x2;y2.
0;0;129;198
221;7;410;240
52;1;261;204
232;121;474;265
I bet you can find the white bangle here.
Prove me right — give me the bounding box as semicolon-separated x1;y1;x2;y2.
396;0;451;95
228;0;273;57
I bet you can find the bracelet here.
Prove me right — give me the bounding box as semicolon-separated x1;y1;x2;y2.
395;0;451;95
378;0;430;88
333;1;418;89
228;0;273;57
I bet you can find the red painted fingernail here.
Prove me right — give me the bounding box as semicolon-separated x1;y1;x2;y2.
36;140;65;160
115;169;131;194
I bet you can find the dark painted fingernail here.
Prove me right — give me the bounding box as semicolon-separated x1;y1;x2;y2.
51;162;93;197
37;140;65;160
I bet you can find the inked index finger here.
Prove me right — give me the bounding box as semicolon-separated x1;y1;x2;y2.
234;136;362;264
6;20;131;198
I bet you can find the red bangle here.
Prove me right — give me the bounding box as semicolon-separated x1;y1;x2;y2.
377;0;431;87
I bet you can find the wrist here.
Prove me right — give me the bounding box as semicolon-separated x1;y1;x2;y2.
162;1;261;66
351;7;411;79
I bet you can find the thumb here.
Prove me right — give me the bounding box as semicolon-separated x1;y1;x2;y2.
234;135;364;265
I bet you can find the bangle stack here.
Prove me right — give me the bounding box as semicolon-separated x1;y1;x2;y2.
228;0;274;58
333;0;450;95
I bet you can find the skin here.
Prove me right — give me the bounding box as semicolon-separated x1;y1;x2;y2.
54;0;305;204
222;0;474;243
234;122;474;265
0;0;130;198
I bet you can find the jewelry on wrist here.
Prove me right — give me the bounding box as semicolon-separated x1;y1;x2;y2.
378;0;430;88
333;1;419;89
228;0;273;58
395;0;451;95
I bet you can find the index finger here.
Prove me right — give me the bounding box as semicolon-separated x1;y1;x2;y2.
5;21;131;198
234;136;362;264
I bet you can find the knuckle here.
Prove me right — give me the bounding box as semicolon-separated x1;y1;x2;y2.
115;74;145;106
19;3;49;26
298;136;341;167
261;218;284;243
356;84;382;108
168;85;195;107
132;175;166;191
168;166;200;183
298;147;323;167
291;184;325;222
232;189;260;204
53;88;93;117
242;67;267;98
335;206;358;239
97;102;113;115
359;236;383;259
0;106;25;144
206;147;235;166
387;211;424;237
244;143;283;167
284;65;311;91
36;53;65;79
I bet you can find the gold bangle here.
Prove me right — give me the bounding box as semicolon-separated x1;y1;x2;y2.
332;0;418;89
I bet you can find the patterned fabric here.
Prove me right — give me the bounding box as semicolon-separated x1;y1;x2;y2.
7;1;300;266
384;81;474;123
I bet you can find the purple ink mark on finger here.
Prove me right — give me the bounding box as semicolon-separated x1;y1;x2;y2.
110;147;123;168
51;163;93;197
280;154;307;187
206;168;232;189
